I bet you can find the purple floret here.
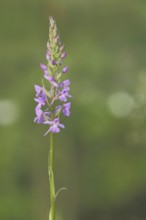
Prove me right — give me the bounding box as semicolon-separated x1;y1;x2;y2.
44;118;65;135
34;89;47;106
34;104;44;124
35;85;42;97
62;102;71;116
59;79;70;88
44;75;58;87
59;89;71;102
55;102;71;117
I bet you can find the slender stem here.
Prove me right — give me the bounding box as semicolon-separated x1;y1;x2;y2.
49;132;54;170
48;132;55;220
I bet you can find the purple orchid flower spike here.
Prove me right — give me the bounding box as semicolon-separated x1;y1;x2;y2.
34;16;71;134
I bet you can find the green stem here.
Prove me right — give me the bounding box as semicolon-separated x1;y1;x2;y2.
48;132;55;220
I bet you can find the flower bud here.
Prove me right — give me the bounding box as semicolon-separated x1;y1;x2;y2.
61;51;67;59
52;60;56;65
63;66;68;73
60;45;65;52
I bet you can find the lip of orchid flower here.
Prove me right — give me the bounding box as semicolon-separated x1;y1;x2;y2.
59;79;70;92
35;85;42;97
59;89;72;102
34;104;44;123
44;118;65;135
34;85;47;105
55;102;71;117
59;79;70;88
34;97;46;106
62;102;71;116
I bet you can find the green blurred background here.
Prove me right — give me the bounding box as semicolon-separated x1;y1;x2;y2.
1;0;146;219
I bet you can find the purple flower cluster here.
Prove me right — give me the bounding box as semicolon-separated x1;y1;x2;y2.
34;17;71;135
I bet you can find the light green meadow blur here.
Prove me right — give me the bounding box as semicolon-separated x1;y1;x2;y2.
0;0;146;220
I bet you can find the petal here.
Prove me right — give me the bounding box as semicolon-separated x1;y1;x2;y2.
35;85;42;95
50;125;60;133
59;123;65;129
54;118;59;123
43;120;53;125
64;102;71;108
63;109;70;116
59;95;67;102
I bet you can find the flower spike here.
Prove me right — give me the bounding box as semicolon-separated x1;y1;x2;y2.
34;17;71;134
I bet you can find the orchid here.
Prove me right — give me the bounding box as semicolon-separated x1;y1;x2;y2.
34;17;72;220
34;17;71;135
